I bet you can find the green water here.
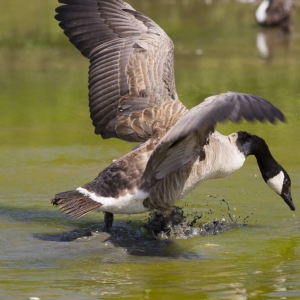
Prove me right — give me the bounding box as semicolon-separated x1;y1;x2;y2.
1;0;300;299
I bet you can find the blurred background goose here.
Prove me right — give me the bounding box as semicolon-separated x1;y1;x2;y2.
255;0;295;33
51;0;294;230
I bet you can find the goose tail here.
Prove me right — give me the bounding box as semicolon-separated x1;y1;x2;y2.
50;190;102;218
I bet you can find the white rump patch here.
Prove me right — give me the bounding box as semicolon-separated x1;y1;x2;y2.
266;171;284;195
76;187;150;214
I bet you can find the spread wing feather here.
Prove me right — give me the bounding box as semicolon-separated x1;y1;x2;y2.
56;0;179;142
141;92;285;187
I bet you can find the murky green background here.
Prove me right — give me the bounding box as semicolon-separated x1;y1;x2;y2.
1;0;300;299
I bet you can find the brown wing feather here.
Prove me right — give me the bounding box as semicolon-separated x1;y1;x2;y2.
141;92;285;189
56;0;180;142
115;99;188;142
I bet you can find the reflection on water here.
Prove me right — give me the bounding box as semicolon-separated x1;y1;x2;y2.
256;30;294;63
257;32;271;59
1;0;300;299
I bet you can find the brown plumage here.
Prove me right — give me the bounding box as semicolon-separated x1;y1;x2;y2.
51;190;102;218
55;0;180;142
51;0;294;230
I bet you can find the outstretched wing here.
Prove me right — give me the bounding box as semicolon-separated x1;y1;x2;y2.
141;92;285;186
55;0;180;142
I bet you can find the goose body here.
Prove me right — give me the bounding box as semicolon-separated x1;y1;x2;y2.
51;0;294;229
54;130;246;216
255;0;294;33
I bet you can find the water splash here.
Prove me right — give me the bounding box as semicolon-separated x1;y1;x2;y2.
144;201;246;240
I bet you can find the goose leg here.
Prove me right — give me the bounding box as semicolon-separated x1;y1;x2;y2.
103;212;114;231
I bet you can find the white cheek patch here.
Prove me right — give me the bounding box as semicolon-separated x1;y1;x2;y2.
266;171;284;195
255;0;269;23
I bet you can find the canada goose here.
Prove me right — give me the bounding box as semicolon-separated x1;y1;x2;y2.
255;0;294;33
51;0;294;230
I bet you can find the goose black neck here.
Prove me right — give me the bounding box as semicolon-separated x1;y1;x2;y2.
236;131;279;182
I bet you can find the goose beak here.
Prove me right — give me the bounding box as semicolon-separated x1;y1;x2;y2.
281;192;295;211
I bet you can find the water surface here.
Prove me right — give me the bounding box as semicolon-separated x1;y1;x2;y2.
1;0;300;299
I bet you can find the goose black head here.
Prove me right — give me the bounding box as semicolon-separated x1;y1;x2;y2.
266;168;294;211
236;131;295;211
